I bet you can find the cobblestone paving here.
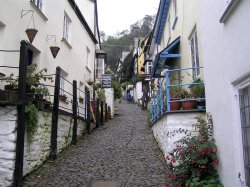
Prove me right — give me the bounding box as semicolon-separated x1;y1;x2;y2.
23;101;167;187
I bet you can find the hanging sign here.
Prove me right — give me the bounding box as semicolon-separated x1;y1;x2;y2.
101;74;112;88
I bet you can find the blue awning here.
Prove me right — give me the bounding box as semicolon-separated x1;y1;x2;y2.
151;36;181;78
155;0;171;44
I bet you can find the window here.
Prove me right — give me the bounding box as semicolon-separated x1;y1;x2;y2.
173;0;177;17
190;30;200;77
60;70;68;96
32;0;43;10
86;47;91;67
146;61;153;75
220;0;240;23
63;13;71;42
239;85;250;186
172;0;178;30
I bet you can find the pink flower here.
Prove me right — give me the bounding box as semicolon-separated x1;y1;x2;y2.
165;184;170;187
178;149;183;155
212;161;219;166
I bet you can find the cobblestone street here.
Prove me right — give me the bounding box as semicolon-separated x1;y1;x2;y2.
23;101;167;187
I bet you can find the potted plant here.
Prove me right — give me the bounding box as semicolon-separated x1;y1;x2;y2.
190;78;206;109
87;79;93;86
50;46;60;58
181;90;197;110
59;94;67;102
79;96;84;103
26;28;38;44
1;73;18;102
169;86;182;110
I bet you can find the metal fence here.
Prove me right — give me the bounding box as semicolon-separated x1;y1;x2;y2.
0;41;110;187
150;67;205;123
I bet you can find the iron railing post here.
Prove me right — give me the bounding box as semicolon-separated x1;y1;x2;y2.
101;100;104;126
14;40;28;187
86;90;91;134
96;98;100;128
166;69;170;111
50;66;61;160
72;80;77;145
105;103;108;122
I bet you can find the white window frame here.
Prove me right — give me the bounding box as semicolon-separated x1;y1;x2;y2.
220;0;241;23
189;30;200;78
32;0;43;10
232;73;250;187
63;13;71;42
60;70;68;96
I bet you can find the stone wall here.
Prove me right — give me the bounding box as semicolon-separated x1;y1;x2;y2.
0;107;87;186
0;106;17;187
152;112;206;158
23;112;86;176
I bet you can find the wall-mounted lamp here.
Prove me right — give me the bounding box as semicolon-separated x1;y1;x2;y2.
21;10;38;43
46;35;60;59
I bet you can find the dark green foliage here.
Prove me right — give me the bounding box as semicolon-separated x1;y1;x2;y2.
190;78;205;98
25;102;38;144
112;79;122;99
120;52;134;83
101;15;155;73
165;115;223;187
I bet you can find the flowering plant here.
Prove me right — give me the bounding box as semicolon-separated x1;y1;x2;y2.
165;114;223;187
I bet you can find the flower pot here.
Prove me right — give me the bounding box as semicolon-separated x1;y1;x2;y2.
197;100;206;109
182;100;197;110
59;95;67;102
170;98;181;111
26;28;38;43
79;98;84;103
44;100;51;110
50;46;60;58
87;81;93;86
4;84;15;91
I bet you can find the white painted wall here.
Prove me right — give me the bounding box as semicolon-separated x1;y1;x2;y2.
198;0;250;186
134;81;142;103
0;106;17;187
0;0;98;99
104;88;114;118
0;106;86;186
152;112;205;158
23;111;86;176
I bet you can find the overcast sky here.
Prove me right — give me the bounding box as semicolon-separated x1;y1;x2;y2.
97;0;160;36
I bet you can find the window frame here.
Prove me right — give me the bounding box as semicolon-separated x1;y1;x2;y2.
189;30;200;78
239;85;250;186
32;0;43;10
220;0;241;23
63;13;71;42
60;70;68;96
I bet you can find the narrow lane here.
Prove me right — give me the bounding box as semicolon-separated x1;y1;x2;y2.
23;100;167;187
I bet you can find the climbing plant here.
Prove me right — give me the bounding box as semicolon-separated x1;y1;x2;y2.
25;102;38;144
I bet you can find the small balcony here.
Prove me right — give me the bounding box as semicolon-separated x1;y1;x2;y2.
150;67;205;123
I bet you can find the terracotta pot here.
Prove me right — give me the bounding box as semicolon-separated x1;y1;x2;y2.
50;46;60;58
182;100;197;110
170;98;181;111
26;28;38;43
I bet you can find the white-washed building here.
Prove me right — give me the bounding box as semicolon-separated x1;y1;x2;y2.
198;0;250;186
0;0;102;100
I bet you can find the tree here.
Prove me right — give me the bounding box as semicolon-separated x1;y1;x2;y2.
101;15;155;74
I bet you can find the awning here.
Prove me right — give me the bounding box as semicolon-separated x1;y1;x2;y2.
151;36;181;78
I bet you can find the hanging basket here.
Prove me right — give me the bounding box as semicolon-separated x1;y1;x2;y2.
25;28;38;43
50;46;60;58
